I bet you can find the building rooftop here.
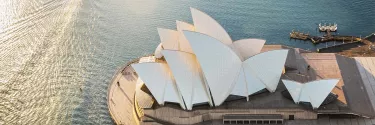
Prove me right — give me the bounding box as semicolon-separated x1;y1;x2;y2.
340;57;375;117
107;45;375;125
108;7;375;125
137;45;375;118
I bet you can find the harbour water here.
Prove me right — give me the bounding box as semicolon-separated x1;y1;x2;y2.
0;0;374;124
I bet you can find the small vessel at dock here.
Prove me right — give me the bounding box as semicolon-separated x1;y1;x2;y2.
319;23;337;32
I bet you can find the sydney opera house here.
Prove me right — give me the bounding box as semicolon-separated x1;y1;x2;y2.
108;8;375;125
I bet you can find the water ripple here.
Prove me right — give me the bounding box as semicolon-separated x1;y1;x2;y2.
1;0;375;124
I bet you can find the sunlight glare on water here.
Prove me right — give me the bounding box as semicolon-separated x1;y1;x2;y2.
0;0;374;124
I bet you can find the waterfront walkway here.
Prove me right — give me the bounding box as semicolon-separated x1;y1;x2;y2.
108;64;139;125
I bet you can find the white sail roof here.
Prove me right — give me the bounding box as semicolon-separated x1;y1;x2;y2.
176;21;195;54
154;43;163;58
228;44;245;61
164;83;183;103
243;50;289;92
232;39;266;60
230;66;267;98
282;80;303;103
282;79;339;109
157;28;179;50
242;65;267;95
131;62;186;109
183;31;288;105
136;8;291;110
183;31;242;106
231;50;287;97
231;69;248;97
161;50;212;110
190;7;232;45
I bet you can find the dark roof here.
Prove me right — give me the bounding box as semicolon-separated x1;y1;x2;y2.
336;55;375;117
337;55;375;117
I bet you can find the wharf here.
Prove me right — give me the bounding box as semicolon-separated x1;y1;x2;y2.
290;30;361;44
290;23;361;45
318;39;375;57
